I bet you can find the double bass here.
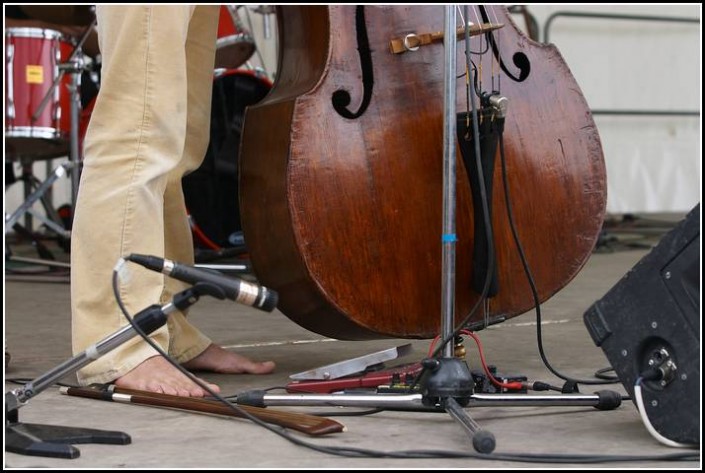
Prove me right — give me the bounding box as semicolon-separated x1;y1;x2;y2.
239;5;606;339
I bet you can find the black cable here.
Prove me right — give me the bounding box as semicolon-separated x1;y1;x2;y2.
458;5;491;56
497;136;618;386
420;6;620;394
529;381;564;392
594;367;620;382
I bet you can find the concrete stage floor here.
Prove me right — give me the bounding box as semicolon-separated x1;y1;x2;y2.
4;227;700;468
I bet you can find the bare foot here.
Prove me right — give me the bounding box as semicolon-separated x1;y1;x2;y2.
182;343;276;375
114;355;220;397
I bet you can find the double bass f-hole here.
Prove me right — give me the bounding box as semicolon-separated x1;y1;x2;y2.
332;6;374;119
479;5;530;83
330;5;526;121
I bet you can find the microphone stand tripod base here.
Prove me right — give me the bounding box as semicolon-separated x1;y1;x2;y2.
4;284;240;459
5;418;131;459
6;401;130;459
239;357;498;454
240;359;623;456
419;357;496;454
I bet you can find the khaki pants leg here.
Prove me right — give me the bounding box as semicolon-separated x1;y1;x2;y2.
71;5;219;385
163;5;222;363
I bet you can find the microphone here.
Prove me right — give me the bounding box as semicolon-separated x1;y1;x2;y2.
126;254;278;312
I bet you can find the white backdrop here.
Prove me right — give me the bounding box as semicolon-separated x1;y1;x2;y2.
521;4;701;213
4;4;701;222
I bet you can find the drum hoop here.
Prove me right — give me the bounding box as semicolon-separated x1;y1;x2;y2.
216;34;254;48
5;27;76;44
6;127;65;140
213;68;273;87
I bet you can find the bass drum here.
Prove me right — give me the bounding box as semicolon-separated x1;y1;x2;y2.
183;69;272;250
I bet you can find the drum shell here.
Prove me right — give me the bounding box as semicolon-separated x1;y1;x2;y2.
215;6;255;69
5;27;77;160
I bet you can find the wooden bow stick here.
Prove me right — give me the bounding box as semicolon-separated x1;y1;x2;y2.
60;385;345;437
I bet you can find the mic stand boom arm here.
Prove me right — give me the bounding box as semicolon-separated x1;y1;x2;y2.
5;286;209;459
7;288;204;414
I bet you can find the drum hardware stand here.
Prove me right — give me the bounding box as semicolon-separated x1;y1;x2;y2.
248;4;277;76
193;245;252;275
5;161;76;241
4;160;76;268
251;5;276;40
31;19;97;211
192;229;252;274
234;6;624;455
195;262;251;276
5;282;223;459
4;161;75;269
5;21;96;268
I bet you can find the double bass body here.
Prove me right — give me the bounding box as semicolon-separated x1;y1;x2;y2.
239;5;606;339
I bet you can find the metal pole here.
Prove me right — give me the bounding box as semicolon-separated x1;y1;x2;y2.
235;391;621;410
440;5;458;359
68;62;82;210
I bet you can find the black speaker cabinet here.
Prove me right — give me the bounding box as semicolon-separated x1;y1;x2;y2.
584;204;700;444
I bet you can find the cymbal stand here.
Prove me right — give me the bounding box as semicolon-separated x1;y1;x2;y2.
31;19;97;211
64;52;83;210
248;5;277;77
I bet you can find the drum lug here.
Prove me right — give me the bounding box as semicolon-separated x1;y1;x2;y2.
7;44;15;119
54;42;61;64
53;103;62;124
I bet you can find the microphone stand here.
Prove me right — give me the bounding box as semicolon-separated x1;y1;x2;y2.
418;4;497;453
5;284;222;459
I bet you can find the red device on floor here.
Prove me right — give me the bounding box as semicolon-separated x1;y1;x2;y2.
286;344;421;393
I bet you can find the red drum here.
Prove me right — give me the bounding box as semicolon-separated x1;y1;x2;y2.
5;27;78;160
214;6;255;69
183;69;271;249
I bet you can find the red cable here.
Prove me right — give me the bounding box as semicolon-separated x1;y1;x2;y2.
461;329;524;391
188;213;222;251
427;335;441;357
